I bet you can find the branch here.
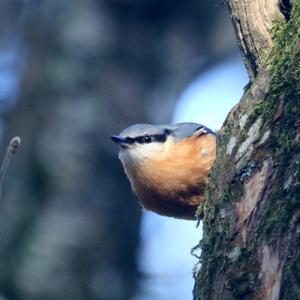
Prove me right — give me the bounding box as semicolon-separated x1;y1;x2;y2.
227;0;284;80
0;137;21;200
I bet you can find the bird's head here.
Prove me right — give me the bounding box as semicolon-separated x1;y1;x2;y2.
111;124;172;165
111;122;214;165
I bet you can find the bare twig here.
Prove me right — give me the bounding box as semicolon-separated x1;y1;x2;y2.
0;137;21;201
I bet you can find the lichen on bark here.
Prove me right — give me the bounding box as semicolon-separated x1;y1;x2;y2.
193;1;299;299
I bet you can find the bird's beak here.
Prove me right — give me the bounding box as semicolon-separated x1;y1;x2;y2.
111;135;127;144
111;135;129;146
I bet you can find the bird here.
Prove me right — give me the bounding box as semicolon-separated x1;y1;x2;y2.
111;122;216;220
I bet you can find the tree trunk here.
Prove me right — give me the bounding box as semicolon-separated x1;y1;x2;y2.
193;1;299;299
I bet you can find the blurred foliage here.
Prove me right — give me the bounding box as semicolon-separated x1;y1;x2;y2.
0;0;237;299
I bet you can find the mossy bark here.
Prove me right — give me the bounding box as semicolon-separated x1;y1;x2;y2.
193;1;299;299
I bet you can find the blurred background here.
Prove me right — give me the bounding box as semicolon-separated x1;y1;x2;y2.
0;1;248;300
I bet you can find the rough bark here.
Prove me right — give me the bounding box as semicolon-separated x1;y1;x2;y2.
194;1;299;299
227;0;283;80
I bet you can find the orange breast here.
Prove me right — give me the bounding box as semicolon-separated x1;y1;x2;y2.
131;134;216;219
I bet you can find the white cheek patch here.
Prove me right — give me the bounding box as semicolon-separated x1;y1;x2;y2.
138;143;165;156
120;143;166;163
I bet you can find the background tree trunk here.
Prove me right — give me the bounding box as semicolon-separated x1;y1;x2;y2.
193;0;299;299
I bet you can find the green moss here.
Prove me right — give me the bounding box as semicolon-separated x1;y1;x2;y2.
283;257;300;299
248;100;269;124
253;5;300;297
260;192;298;240
194;180;246;297
250;0;300;139
262;2;300;125
251;1;299;295
257;0;300;242
228;272;253;298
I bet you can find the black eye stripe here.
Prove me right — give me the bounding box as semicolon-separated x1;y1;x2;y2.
135;136;145;143
133;133;167;144
125;137;135;144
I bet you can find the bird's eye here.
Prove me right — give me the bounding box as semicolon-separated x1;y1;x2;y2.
143;136;152;143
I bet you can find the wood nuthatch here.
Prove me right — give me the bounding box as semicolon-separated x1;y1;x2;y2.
111;123;216;220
